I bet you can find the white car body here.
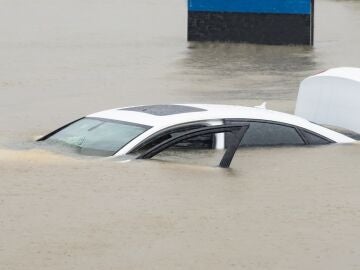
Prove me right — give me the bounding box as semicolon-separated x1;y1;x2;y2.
85;103;354;157
41;67;359;161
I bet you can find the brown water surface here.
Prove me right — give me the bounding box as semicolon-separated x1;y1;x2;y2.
1;0;360;269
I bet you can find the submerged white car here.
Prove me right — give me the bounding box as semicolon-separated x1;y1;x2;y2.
38;67;360;168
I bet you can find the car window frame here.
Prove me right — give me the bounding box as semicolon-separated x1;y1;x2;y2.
128;121;218;154
136;124;249;168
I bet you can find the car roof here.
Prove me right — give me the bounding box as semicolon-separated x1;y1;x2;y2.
88;104;310;128
87;103;354;143
84;103;356;156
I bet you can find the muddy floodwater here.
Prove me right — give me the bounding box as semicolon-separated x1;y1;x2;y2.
1;0;360;269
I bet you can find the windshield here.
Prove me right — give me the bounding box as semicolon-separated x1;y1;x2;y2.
47;118;150;156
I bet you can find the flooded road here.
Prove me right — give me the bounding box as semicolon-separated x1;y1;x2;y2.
1;0;360;269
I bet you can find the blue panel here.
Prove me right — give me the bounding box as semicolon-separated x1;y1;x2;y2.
189;0;311;15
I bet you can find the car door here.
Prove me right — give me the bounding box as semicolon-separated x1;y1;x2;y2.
129;121;221;154
136;124;249;168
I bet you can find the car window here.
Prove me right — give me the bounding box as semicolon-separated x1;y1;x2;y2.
225;121;304;147
47;118;150;156
170;125;215;149
132;124;215;153
301;130;330;145
137;124;249;168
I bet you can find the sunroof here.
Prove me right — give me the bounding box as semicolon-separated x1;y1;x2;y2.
119;105;206;116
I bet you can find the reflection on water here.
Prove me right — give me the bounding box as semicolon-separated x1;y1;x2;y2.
172;0;360;102
178;43;316;100
1;0;360;269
